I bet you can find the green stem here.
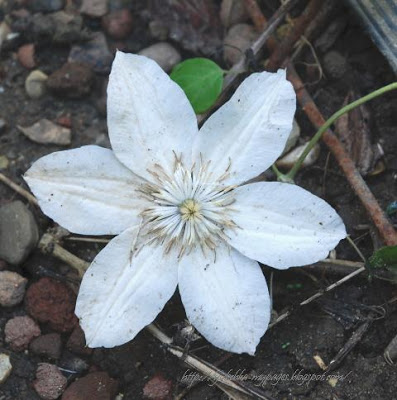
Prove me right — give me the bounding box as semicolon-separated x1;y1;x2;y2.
272;164;294;183
286;81;397;181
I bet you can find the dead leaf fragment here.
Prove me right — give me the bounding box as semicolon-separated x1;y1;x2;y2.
335;91;378;176
18;119;71;145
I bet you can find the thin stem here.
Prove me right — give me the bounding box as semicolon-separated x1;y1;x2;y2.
272;164;293;183
0;172;38;205
286;82;397;181
346;235;367;263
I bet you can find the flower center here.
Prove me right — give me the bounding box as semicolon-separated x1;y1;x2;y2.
139;153;237;257
179;199;201;221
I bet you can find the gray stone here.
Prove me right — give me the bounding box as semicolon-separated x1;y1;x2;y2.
220;0;249;29
224;23;257;65
323;50;349;80
149;20;169;41
0;354;12;384
30;0;65;13
0;201;39;265
139;42;181;72
68;32;112;74
31;11;88;45
18;119;71;145
80;0;108;18
0;271;28;306
0;22;11;53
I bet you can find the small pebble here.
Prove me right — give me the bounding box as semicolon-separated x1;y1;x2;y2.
56;114;72;128
68;32;112;74
30;333;62;360
223;23;258;65
323;50;349;80
67;325;92;356
47;62;94;98
149;20;168;41
138;42;181;72
17;43;36;69
80;0;108;18
0;155;9;169
0;354;12;384
61;372;119;400
102;9;133;39
30;0;65;13
0;22;11;52
0;271;28;307
18;119;71;145
220;0;249;28
277;142;320;170
25;70;48;99
143;374;173;400
0;201;39;265
31;11;87;44
33;363;67;400
5;315;41;351
25;277;78;333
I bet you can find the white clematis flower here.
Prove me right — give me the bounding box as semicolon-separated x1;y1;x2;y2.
24;51;346;355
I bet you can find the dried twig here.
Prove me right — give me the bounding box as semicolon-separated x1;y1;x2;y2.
38;233;89;278
0;172;38;205
199;0;300;124
269;266;366;329
327;321;371;371
266;0;322;72
148;324;275;400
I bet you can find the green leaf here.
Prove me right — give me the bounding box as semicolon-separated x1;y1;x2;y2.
170;58;224;114
368;246;397;271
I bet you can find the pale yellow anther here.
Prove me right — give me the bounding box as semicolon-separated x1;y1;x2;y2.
179;199;201;220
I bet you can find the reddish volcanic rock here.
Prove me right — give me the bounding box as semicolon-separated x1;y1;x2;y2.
17;43;36;69
61;372;119;400
33;363;67;400
102;9;133;39
5;315;41;351
143;374;173;400
25;277;78;332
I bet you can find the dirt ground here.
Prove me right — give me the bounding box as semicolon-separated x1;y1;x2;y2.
0;0;397;399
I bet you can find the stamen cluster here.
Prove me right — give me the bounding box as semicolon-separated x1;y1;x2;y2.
140;154;237;256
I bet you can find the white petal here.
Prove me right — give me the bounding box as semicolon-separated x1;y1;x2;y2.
227;182;347;269
107;51;198;180
24;145;146;235
193;70;296;185
75;227;179;348
178;243;270;355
